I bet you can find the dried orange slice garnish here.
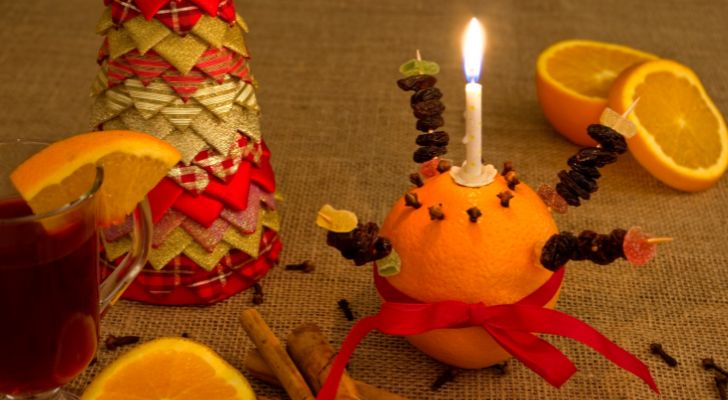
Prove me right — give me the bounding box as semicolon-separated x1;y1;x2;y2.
80;338;256;400
10;130;180;225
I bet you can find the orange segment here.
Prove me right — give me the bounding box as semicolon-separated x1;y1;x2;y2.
380;173;560;368
536;39;658;145
608;60;728;191
80;338;256;400
10;131;180;225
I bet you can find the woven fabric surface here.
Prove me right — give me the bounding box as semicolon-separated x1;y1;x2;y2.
1;0;727;398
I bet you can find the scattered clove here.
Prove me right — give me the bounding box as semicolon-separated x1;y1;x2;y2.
436;159;452;173
285;260;316;273
466;207;482;223
337;299;355;321
505;171;520;190
716;374;728;400
497;191;514;208
89;357;97;366
105;334;140;350
431;367;459;391
252;283;265;305
409;172;424;188
181;332;190;338
404;192;422;209
501;161;513;176
428;204;445;220
488;361;509;375
649;343;678;367
703;358;728;377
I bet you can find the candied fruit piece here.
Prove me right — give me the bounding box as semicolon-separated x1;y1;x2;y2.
623;226;657;266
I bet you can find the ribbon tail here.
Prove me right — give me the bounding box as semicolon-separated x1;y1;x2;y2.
488;305;660;394
316;316;381;400
485;325;577;388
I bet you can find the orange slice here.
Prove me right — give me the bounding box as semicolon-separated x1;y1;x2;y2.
536;39;658;145
80;338;256;400
10;131;180;225
608;59;728;191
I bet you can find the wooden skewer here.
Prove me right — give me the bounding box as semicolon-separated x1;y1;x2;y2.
646;237;673;244
622;96;641;117
416;49;422;61
317;212;332;223
239;308;315;400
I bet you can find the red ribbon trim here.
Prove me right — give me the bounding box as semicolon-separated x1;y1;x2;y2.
316;268;658;399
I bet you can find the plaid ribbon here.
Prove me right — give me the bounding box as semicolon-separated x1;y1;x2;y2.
106;0;235;34
99;48;251;99
168;134;264;194
101;229;280;304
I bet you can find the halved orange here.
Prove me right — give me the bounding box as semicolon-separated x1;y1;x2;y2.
608;59;728;191
80;338;256;400
10;131;180;225
536;39;658;145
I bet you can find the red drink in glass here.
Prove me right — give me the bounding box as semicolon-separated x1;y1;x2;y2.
0;198;99;395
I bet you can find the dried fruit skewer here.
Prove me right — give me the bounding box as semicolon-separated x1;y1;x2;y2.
397;51;450;165
539;226;672;270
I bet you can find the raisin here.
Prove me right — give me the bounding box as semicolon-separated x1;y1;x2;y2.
416;115;444;132
572;147;617;168
413;100;445;119
411;87;443;105
413;146;447;163
540;233;577;271
555;182;581;206
397;74;437;91
568;159;601;179
416;131;449;147
567;170;598;193
587;124;628;154
558;170;591;200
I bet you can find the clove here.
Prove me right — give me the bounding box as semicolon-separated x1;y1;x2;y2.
436;159;452;173
409;172;425;188
181;332;190;338
404;192;422;209
252;283;265;305
466;207;482;223
337;299;355;321
505;171;520;190
703;358;728;377
285;260;316;273
431;367;459;391
105;334;140;350
649;343;678;367
501;161;513;176
497;191;514;208
428;204;445;220
716;374;728;400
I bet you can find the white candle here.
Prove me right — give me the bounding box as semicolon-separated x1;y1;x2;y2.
452;17;497;187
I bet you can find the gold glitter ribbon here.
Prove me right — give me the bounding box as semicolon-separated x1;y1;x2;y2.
124;17;171;55
96;7;114;34
164;130;209;163
190;15;230;48
107;28;137;59
153;34;209;75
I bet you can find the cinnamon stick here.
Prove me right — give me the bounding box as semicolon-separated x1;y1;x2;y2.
287;324;361;400
239;308;315;400
245;349;410;400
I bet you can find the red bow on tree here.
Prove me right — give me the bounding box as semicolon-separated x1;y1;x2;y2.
316;267;659;400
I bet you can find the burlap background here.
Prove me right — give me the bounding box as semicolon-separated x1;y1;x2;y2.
1;0;727;398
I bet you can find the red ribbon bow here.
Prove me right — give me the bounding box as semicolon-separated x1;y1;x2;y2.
316;268;658;399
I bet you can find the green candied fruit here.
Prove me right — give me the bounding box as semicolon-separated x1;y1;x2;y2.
377;249;402;277
399;59;440;77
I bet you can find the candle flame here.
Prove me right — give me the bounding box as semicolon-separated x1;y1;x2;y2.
463;18;485;83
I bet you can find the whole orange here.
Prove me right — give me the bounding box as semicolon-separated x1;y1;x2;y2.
536;39;657;146
380;172;560;368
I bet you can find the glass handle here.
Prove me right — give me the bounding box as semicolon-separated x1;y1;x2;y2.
99;197;152;314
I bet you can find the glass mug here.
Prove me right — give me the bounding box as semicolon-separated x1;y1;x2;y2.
0;140;151;400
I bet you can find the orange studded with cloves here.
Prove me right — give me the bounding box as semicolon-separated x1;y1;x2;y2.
379;171;560;368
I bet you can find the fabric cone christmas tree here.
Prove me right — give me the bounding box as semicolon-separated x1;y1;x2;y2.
91;0;282;305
